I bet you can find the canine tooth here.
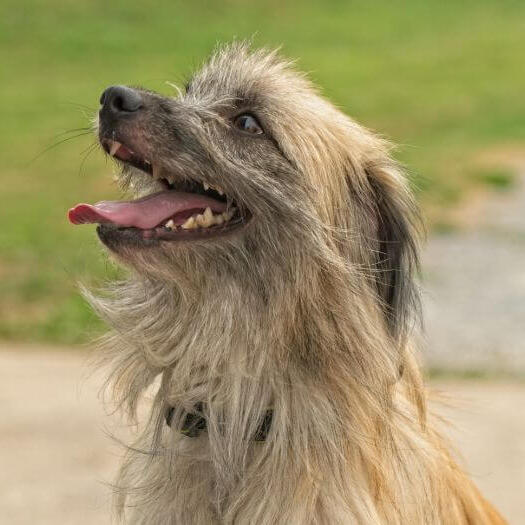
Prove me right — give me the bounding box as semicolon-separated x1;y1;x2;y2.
217;188;224;196
109;141;121;157
181;216;197;229
203;182;210;191
203;207;214;225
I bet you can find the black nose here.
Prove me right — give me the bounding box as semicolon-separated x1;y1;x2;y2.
99;85;143;116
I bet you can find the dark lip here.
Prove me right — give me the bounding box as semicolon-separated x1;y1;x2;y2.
97;213;250;247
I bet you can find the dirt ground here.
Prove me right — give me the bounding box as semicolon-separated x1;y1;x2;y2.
1;348;524;524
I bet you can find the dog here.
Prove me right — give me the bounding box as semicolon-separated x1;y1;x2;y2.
69;42;505;524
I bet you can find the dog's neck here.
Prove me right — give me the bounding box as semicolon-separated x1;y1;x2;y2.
114;259;402;427
90;255;437;523
97;250;400;390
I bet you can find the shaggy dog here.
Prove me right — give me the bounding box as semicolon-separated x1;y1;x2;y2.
69;43;505;524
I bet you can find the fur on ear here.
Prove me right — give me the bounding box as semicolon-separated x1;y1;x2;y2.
365;161;422;343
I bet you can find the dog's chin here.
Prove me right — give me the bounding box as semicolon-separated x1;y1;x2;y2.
96;217;255;280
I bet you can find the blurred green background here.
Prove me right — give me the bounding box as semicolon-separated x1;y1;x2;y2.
1;0;524;344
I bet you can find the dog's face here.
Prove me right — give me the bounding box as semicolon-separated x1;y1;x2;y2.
70;44;418;337
72;46;352;272
73;47;320;276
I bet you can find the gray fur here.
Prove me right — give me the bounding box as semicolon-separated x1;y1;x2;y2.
84;42;504;524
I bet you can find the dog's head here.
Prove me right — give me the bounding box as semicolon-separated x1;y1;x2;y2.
70;43;420;340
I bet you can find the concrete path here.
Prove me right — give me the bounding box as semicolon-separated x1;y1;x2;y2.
423;169;525;374
1;349;118;525
1;348;523;524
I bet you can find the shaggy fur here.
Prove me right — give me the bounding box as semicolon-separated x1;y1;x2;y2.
85;43;505;524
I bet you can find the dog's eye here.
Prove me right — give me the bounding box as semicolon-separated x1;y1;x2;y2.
234;114;263;135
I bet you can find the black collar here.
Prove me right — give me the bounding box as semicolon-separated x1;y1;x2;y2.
165;403;273;441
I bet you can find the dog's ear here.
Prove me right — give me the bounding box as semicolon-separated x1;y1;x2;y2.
364;160;422;342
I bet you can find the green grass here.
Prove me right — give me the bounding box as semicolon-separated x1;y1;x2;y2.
1;0;524;343
473;168;516;190
426;367;525;382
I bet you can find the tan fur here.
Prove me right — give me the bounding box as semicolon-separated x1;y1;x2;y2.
85;43;506;524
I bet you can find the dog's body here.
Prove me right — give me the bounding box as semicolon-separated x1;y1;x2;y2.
74;43;505;523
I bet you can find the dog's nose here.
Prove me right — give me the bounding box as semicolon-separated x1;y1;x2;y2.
99;85;143;117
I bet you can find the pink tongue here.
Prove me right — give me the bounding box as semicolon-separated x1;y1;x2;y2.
68;191;227;229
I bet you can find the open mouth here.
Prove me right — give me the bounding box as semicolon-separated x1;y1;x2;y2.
68;139;249;242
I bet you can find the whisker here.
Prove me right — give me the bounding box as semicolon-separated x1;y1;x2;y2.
78;141;100;177
53;127;93;139
61;101;97;112
28;131;92;165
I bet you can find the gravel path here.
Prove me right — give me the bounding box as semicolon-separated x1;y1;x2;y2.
423;169;525;374
1;348;524;524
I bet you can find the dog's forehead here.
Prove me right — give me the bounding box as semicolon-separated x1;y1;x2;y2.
184;45;296;108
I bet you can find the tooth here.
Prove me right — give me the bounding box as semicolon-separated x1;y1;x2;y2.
223;207;236;222
195;213;205;227
152;165;161;180
217;188;224;196
203;207;214;226
214;214;224;225
144;159;151;165
109;141;121;157
181;216;197;229
195;207;213;228
165;219;175;230
203;182;210;191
